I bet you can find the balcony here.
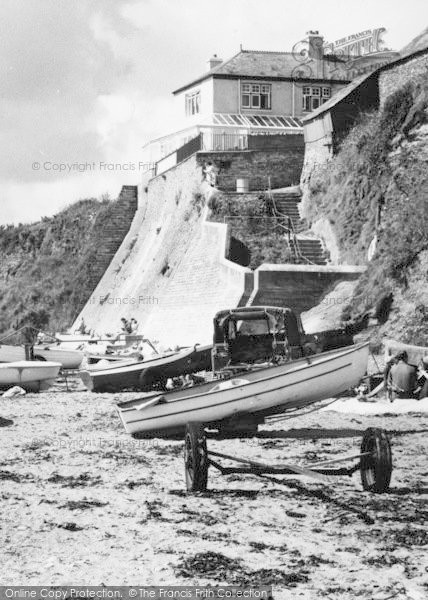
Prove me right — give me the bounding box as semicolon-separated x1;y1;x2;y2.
141;113;303;169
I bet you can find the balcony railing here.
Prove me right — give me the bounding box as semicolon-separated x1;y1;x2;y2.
201;131;248;152
151;115;304;176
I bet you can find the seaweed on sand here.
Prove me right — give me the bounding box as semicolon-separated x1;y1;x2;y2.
59;499;108;510
175;551;309;586
47;472;102;487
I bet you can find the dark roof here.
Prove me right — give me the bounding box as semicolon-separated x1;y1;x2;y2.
173;50;351;94
302;45;428;123
302;71;377;123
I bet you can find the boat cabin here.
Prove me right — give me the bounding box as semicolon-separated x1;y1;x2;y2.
212;306;307;372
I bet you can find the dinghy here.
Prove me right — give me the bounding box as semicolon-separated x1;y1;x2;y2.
0;344;83;369
0;361;61;392
116;342;369;437
79;344;212;392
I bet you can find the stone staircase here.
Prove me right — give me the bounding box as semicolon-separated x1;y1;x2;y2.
271;192;305;233
293;237;328;265
271;190;329;265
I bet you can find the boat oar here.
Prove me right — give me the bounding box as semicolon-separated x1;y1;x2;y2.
367;380;385;398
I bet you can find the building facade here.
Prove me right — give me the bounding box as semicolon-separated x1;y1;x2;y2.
142;31;398;167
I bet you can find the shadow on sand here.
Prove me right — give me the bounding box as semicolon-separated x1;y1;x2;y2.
0;416;13;427
255;428;362;440
251;427;428;441
388;486;428;496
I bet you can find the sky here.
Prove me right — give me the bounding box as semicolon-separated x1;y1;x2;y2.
0;0;427;225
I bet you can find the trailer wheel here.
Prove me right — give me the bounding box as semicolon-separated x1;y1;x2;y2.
184;422;208;492
360;428;392;493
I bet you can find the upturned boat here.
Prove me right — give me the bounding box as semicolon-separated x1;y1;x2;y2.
0;361;62;392
116;342;370;438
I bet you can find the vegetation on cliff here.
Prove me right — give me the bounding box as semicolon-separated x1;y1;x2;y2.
0;197;120;340
208;194;293;268
304;75;428;343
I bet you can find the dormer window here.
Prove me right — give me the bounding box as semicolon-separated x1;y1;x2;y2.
185;90;200;116
241;83;271;110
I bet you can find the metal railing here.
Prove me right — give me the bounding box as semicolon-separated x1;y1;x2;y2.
266;183;315;266
201;131;248;152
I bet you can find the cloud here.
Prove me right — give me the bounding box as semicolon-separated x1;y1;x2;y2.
0;0;133;204
1;0;427;224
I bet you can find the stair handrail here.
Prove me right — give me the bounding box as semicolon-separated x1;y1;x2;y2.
265;185;315;266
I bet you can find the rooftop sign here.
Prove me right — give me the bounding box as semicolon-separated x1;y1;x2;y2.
324;28;387;57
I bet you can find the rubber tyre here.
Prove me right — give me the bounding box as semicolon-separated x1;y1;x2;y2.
360;428;392;493
184;422;208;492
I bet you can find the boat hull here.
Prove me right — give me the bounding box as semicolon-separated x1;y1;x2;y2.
384;339;428;366
33;346;83;369
0;361;62;392
116;343;369;437
0;344;83;369
80;344;212;392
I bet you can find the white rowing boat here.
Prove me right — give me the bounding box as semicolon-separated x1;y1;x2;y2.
0;361;62;392
0;344;83;369
116;342;369;437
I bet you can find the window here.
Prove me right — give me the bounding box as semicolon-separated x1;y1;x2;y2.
302;86;331;111
241;82;271;110
185;90;200;116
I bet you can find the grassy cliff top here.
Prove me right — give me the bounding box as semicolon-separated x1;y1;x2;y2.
0;197;119;342
304;75;428;344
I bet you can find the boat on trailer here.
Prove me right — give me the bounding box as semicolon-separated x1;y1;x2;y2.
117;342;369;437
0;361;61;392
116;306;394;497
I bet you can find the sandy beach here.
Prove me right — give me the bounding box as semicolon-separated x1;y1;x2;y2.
1;376;427;599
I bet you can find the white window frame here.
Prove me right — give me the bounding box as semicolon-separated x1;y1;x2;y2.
185;90;201;116
241;82;271;110
302;86;331;111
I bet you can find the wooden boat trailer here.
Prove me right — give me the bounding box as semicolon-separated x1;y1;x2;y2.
184;423;392;494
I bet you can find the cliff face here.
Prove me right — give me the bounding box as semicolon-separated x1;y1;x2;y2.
300;75;428;344
0;187;137;339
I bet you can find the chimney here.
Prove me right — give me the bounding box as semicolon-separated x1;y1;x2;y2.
306;31;324;61
207;54;223;70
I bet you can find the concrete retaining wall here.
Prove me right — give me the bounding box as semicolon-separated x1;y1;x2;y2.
198;146;304;192
248;264;366;315
75;156;250;347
